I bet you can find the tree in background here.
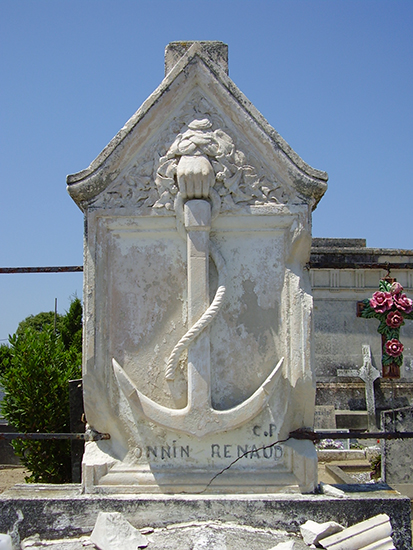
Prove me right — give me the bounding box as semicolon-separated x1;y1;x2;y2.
0;344;12;375
0;297;82;483
59;297;82;356
16;311;60;337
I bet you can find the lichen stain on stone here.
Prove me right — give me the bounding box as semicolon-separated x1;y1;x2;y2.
238;279;279;345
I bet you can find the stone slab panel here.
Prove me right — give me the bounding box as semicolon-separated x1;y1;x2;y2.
314;406;336;429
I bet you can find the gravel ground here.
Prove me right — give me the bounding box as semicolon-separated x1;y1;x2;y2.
0;465;28;493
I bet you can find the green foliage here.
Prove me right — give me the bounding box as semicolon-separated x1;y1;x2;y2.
0;299;82;483
379;279;391;292
370;454;381;480
0;344;12;375
60;297;82;355
360;299;379;319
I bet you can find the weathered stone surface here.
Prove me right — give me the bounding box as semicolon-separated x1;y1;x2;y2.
144;522;306;550
67;41;327;494
68;379;84;483
90;512;148;549
381;406;413;494
21;523;309;550
164;41;229;76
314;406;336;429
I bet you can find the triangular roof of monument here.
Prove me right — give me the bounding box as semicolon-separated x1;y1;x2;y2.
67;41;328;211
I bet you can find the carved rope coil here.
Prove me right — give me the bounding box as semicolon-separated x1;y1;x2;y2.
165;240;227;381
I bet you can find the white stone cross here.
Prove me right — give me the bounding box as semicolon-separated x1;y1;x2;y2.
337;344;380;431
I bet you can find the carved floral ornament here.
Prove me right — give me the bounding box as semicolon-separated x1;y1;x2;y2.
98;117;291;211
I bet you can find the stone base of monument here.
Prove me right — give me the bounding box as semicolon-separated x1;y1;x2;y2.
81;437;319;495
1;483;411;550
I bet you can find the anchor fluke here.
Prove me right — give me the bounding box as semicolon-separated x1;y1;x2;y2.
113;356;284;437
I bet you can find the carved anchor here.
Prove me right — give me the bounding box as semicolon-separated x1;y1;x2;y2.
113;119;284;437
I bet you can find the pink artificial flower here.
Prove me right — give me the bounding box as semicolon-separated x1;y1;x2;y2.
393;293;413;314
370;291;393;313
385;339;404;357
391;282;404;295
386;310;405;328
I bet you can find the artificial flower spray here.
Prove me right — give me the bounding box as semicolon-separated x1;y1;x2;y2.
361;278;413;378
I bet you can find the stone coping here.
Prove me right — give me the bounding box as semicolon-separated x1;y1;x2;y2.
310;251;413;270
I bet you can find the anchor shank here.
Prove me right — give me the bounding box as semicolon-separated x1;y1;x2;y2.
184;200;211;410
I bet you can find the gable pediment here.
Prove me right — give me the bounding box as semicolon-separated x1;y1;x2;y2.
67;42;328;212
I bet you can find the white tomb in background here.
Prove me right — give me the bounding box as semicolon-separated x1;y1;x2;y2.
67;41;328;494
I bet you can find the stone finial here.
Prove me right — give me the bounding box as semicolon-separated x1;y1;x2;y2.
165;41;229;75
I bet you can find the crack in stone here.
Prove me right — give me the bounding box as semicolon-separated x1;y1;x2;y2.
185;437;291;494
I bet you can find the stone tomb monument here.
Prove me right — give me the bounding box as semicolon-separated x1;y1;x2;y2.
67;41;328;494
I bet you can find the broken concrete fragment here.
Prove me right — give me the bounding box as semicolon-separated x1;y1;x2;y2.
90;512;148;550
300;520;344;546
319;513;394;550
319;482;346;498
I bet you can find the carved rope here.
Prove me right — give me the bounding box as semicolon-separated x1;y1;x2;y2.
165;240;227;381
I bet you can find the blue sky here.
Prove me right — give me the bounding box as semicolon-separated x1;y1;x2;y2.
1;0;413;341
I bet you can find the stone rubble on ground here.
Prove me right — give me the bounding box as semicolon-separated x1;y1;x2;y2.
294;513;396;550
18;511;398;550
299;520;344;546
18;512;397;550
316;513;395;549
20;520;309;549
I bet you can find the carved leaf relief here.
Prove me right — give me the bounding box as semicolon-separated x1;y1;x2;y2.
92;107;292;210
